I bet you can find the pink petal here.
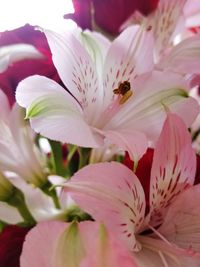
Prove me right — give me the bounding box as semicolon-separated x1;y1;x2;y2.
0;89;11;122
80;223;137;267
20;221;68;267
16;75;102;147
184;0;200;28
44;29;103;122
150;113;196;225
146;0;187;57
102;25;154;108
108;71;199;142
158;34;200;76
64;162;145;251
104;129;148;162
159;184;200;254
21;221;136;267
135;235;200;267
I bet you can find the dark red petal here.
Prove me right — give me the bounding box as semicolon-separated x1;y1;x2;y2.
124;148;154;211
67;0;159;34
194;154;200;185
0;225;30;267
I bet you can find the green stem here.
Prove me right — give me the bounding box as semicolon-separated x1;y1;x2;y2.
49;140;66;176
78;148;91;169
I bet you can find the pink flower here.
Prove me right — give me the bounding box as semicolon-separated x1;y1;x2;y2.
16;26;199;162
20;221;137;267
64;113;200;265
123;0;200;80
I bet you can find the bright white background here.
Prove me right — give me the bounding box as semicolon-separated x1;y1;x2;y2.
0;0;74;31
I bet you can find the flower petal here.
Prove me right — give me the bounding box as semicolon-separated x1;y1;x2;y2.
104;129;148;162
102;25;154;108
21;221;136;267
64;162;145;251
0;43;43;73
149;113;196;226
80;223;137;267
107;71;199;142
20;221;69;267
158;34;200;76
44;29;103;122
0;201;23;224
146;0;187;57
135;236;200;267
9;176;65;222
0;89;11;122
159;184;200;254
16;75;102;147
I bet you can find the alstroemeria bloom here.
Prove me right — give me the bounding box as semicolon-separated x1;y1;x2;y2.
123;0;200;79
0;90;46;186
64;113;200;266
16;26;199;162
20;221;137;267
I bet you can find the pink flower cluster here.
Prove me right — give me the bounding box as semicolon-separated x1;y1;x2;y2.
0;0;200;266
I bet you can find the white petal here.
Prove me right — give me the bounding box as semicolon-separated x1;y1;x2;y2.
107;71;199;142
0;201;23;224
102;25;154;108
0;43;43;73
16;75;102;147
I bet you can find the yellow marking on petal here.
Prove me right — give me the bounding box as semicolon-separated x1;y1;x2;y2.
119;90;133;105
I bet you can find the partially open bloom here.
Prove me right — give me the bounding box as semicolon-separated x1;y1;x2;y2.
20;221;137;267
64;113;200;266
16;26;199;162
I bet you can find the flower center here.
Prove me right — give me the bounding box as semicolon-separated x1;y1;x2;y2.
113;81;133;105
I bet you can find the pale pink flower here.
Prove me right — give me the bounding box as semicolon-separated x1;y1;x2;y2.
123;0;200;78
16;26;199;162
64;113;200;266
20;221;137;267
0;90;46;186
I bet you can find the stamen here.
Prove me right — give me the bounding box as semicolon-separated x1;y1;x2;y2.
158;251;170;267
119;90;133;105
113;81;133;105
148;224;171;246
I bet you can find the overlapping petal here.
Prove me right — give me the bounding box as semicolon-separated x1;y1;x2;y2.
16;75;102;147
106;71;199;142
64;162;145;251
149;113;196;225
20;221;136;267
159;184;200;253
158;34;200;76
0;43;43;73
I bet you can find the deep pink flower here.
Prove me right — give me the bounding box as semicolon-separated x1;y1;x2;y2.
0;225;30;267
65;0;159;34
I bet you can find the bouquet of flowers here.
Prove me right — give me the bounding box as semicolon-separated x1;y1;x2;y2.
0;0;200;266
